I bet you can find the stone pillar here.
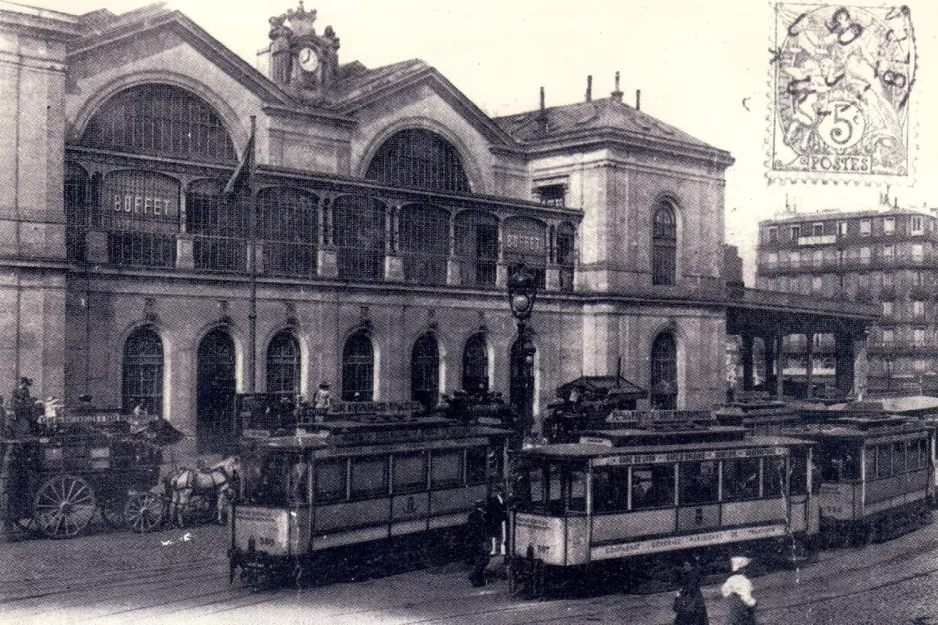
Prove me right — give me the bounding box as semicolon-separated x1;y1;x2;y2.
835;331;855;396
446;257;461;286
805;331;814;399
776;334;786;399
763;334;776;394
853;331;869;400
86;231;108;264
741;334;754;391
545;266;561;291
176;235;194;270
317;248;338;278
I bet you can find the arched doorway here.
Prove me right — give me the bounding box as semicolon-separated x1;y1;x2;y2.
462;332;489;393
509;334;537;434
342;331;374;401
197;327;237;454
650;331;678;409
411;333;440;410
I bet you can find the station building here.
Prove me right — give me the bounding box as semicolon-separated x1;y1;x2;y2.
0;2;876;454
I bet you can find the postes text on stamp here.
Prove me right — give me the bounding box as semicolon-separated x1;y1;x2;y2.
771;4;916;180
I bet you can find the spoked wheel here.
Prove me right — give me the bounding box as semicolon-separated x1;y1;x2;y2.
124;491;164;533
32;474;97;539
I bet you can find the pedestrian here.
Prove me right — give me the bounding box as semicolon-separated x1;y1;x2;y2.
313;381;332;422
485;486;507;557
673;559;709;625
721;556;756;625
466;499;490;587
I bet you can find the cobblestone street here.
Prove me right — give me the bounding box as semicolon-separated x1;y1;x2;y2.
4;519;938;625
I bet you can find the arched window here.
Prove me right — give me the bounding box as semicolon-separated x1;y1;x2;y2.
187;179;246;271
411;333;440;409
267;331;301;397
259;187;319;277
650;332;678;409
333;196;386;282
454;211;499;287
462;333;489;393
65;162;90;262
80;84;237;164
122;327;164;415
365;129;470;193
556;222;576;293
399;204;450;285
342;331;374;401
653;201;677;286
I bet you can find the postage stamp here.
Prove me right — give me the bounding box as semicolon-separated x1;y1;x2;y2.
770;4;916;180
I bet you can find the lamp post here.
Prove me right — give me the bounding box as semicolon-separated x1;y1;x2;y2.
507;263;539;444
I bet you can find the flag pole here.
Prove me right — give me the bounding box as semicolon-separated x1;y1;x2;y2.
247;115;257;394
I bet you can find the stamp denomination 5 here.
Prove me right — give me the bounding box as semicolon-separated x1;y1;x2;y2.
770;4;916;180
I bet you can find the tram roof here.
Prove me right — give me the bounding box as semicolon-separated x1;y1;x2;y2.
518;434;812;460
786;418;926;440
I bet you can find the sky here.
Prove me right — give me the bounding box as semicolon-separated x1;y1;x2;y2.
17;0;938;281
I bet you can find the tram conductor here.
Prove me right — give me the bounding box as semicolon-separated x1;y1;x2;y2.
467;499;490;587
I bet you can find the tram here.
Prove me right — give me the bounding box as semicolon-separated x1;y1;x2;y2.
508;414;818;595
789;414;932;546
227;400;510;586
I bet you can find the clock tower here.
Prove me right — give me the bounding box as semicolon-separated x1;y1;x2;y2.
266;2;340;103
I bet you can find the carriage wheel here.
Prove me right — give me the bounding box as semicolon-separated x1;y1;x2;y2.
32;474;97;539
124;492;164;533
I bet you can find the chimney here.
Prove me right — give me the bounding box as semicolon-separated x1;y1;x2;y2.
610;71;623;102
537;87;548;132
635;89;641;111
585;75;592;102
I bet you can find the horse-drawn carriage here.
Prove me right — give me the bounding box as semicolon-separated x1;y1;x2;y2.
5;408;174;538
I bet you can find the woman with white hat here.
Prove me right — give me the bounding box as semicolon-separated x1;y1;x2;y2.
721;556;756;625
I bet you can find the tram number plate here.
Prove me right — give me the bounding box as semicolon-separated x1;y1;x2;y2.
535;545;550;555
257;536;277;547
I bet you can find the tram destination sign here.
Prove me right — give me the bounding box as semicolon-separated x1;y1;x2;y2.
606;410;715;424
592;446;788;467
591;524;787;560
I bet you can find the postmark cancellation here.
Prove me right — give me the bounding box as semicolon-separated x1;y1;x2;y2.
770;4;916;181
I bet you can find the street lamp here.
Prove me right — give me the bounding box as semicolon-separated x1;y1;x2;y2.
507;263;539;443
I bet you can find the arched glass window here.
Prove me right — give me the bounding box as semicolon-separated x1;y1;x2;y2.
65;162;90;261
365;129;470;193
650;332;678;409
462;333;489;393
101;170;179;268
122;327;164;415
342;331;374;401
503;217;547;289
333;196;386;282
653;201;677;286
411;333;440;409
454;211;499;287
556;222;576;293
187;179;246;271
259;187;319;277
80;84;237;164
267;331;301;397
399;204;450;285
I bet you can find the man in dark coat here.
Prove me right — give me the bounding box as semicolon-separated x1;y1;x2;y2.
673;559;709;625
466;500;490;587
485;487;508;556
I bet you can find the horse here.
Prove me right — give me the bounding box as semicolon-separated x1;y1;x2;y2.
164;455;239;527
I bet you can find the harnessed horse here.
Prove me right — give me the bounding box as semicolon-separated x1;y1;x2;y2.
165;455;239;527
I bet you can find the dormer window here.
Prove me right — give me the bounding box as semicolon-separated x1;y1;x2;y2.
533;184;566;207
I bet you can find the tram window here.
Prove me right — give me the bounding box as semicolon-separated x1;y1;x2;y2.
592;468;628;513
821;443;859;482
917;439;929;469
763;457;785;498
351;456;389;499
722;458;760;501
431;449;464;488
315;458;347;503
393;452;427;494
546;464;563;511
567;470;586;513
864;447;876;480
466;447;488;485
876;445;892;478
790;449;808;496
679;462;718;505
632;465;676;510
893;442;907;474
